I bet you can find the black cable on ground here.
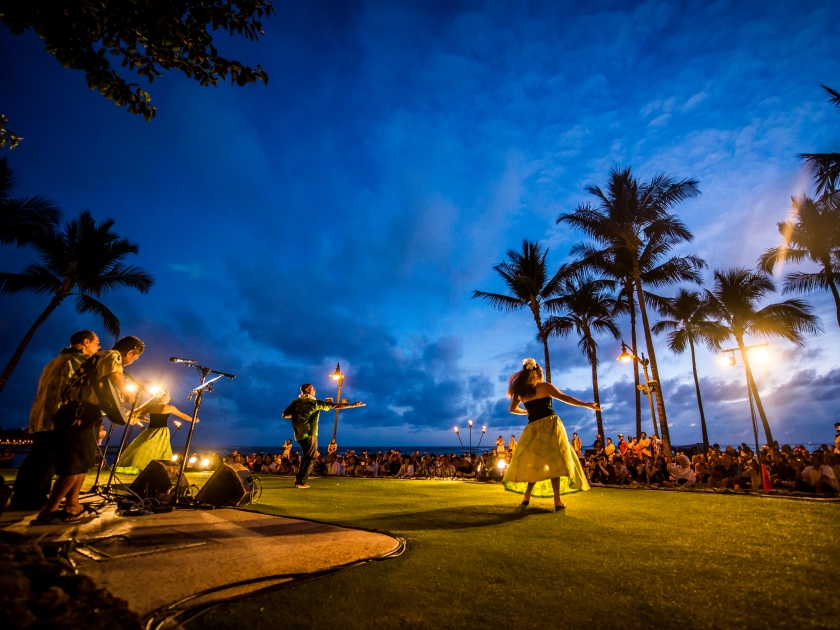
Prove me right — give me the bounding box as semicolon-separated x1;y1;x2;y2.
140;514;406;630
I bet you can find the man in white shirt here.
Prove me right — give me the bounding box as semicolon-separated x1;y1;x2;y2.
796;453;839;494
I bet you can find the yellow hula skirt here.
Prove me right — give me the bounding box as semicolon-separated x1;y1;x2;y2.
503;414;590;497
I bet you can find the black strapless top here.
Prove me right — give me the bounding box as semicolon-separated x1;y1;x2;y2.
523;397;554;423
148;413;170;429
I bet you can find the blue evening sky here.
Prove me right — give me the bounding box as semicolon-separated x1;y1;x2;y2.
1;0;839;449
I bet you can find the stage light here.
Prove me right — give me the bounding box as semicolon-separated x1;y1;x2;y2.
719;355;736;368
126;383;137;393
189;456;197;464
201;458;210;467
749;347;769;365
148;385;161;395
497;459;507;470
171;455;179;462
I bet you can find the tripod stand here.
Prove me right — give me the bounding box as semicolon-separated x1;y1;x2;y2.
170;360;235;507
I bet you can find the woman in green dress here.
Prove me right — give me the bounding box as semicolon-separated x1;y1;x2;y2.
115;391;197;475
503;358;599;511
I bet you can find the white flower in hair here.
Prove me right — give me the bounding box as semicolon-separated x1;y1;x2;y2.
522;358;537;370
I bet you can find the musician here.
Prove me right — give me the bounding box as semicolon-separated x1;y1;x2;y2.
282;383;362;489
10;330;100;511
35;336;144;523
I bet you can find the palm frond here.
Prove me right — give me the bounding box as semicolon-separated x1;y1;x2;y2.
0;265;62;296
75;294;121;338
750;299;823;343
781;271;831;295
80;263;154;296
652;319;679;335
472;290;526;311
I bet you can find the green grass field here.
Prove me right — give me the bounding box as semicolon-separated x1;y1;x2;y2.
185;477;837;629
3;471;837;628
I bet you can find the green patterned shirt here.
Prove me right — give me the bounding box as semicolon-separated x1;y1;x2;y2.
28;349;88;433
282;397;333;441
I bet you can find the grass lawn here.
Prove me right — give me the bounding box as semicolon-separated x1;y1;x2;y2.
3;470;837;628
178;477;837;629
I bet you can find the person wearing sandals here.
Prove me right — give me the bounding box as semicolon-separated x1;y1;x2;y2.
10;330;100;510
35;336;144;524
503;358;598;511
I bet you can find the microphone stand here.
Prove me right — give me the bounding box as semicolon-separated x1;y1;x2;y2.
85;421;116;497
103;375;146;498
171;362;235;508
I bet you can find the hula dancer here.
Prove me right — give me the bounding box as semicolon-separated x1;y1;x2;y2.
282;383;363;489
115;391;197;474
503;358;598;511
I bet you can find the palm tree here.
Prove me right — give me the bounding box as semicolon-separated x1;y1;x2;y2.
558;166;701;455
705;268;822;445
1;157;60;246
759;194;840;327
0;210;154;393
652;289;727;453
799;85;840;195
571;237;705;437
544;269;620;439
473;239;564;382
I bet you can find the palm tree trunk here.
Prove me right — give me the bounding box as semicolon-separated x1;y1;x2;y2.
530;301;551;383
738;339;774;445
633;259;671;456
0;294;65;394
820;255;840;328
688;337;709;453
628;290;642;437
540;331;552;384
589;347;604;439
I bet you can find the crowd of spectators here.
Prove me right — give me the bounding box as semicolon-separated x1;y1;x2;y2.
222;440;518;481
219;426;840;497
583;428;840;496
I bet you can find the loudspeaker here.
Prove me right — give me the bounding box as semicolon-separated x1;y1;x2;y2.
194;463;255;507
129;460;189;501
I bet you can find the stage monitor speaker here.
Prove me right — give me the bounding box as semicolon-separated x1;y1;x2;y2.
194;463;255;507
128;460;189;502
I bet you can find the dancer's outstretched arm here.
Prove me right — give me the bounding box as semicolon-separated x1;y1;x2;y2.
538;382;600;410
161;405;197;423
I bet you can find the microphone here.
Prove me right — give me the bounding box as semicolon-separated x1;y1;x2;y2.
170;357;196;363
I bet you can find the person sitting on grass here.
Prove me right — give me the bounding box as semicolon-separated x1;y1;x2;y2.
665;455;696;488
613;457;631;485
439;455;456;478
796;452;839;495
590;457;612;484
708;452;739;490
416;456;433;478
458;455;476;478
641;456;667;487
364;454;379;477
395;456;415;478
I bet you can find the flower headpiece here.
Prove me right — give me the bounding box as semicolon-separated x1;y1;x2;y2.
522;358;537;370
